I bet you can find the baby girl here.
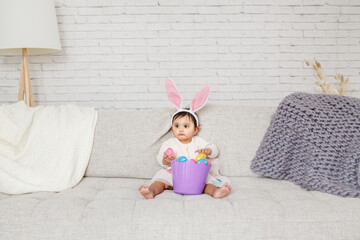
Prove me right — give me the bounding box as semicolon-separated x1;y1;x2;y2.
139;79;232;199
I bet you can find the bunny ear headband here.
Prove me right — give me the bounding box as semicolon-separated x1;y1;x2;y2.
166;78;210;126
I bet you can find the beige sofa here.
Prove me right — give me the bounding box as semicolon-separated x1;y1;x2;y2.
1;104;359;240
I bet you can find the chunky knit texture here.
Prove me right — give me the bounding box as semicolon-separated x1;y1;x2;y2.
251;92;360;197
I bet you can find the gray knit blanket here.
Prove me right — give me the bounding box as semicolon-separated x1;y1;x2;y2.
251;92;360;197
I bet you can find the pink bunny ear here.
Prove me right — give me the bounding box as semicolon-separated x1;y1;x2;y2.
166;78;182;109
191;85;210;112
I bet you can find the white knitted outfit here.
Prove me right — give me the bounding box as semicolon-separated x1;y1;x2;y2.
149;136;231;187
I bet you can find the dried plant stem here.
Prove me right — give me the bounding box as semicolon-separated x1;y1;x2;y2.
304;59;355;96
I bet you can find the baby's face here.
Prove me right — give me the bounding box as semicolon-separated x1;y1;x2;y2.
171;115;199;144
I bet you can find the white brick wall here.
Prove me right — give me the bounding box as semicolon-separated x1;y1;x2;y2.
0;0;359;109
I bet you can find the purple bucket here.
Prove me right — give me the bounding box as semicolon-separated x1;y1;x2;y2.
171;159;211;195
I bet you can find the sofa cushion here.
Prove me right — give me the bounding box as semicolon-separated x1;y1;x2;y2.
85;107;174;179
1;177;359;239
86;104;275;178
196;104;276;177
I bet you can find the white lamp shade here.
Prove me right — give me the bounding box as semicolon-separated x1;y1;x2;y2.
0;0;61;55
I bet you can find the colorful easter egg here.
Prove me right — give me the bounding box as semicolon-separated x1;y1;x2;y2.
196;158;208;165
195;153;207;161
191;159;197;163
177;156;187;162
165;148;174;157
212;179;223;187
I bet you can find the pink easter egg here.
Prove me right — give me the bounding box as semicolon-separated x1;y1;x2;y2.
166;148;174;156
191;159;197;163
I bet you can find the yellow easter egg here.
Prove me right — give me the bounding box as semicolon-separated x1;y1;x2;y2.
195;153;207;161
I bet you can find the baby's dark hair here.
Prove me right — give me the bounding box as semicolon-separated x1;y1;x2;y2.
172;111;198;127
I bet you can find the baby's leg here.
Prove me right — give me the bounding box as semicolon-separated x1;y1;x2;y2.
139;181;167;199
203;182;232;199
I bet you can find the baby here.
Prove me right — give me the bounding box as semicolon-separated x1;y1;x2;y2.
138;79;232;199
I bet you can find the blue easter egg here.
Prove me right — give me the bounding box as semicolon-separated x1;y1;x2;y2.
216;179;222;182
177;156;187;162
212;179;223;187
196;158;208;165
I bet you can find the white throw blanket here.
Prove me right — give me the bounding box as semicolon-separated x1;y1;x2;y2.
0;101;98;194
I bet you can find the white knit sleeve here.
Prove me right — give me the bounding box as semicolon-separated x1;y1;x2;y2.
197;136;219;159
206;142;219;159
156;141;172;168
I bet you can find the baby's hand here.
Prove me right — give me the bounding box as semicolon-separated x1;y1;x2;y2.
195;148;212;156
162;152;175;166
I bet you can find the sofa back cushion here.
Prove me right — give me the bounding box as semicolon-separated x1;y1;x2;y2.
196;104;275;177
85;108;173;179
85;104;275;178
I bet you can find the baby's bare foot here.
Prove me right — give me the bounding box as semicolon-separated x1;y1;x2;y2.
139;184;155;199
213;182;232;199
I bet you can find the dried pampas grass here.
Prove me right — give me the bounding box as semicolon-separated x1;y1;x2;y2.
304;59;355;96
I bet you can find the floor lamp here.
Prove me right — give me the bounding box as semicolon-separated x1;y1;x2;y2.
0;0;61;107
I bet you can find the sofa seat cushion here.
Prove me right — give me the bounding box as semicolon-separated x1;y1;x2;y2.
1;177;359;240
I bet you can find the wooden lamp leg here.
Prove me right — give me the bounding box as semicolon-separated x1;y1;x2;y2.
18;54;25;102
19;48;34;107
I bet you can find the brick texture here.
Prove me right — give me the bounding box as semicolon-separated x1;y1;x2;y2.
0;0;359;109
